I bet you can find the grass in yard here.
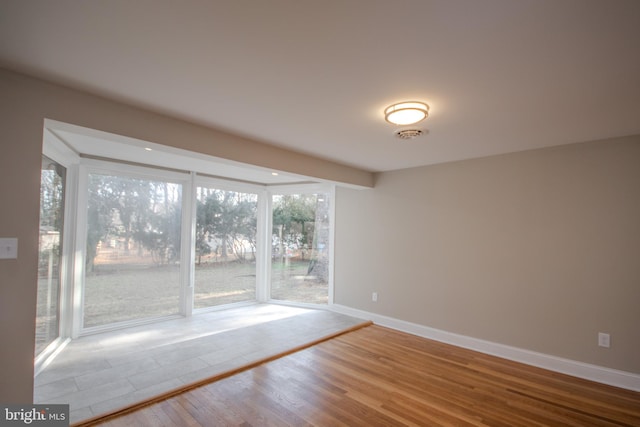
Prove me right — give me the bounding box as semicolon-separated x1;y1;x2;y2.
82;255;327;327
84;264;181;327
194;261;256;309
271;259;328;305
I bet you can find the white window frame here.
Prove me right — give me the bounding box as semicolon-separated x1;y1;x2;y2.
39;120;337;347
36;126;81;374
76;158;192;335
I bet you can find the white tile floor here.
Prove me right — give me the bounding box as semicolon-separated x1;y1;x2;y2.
34;304;367;424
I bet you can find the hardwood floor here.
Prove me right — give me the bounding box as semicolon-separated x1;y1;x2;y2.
90;325;640;426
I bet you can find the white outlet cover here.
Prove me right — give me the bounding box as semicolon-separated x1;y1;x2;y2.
0;238;18;259
598;332;610;348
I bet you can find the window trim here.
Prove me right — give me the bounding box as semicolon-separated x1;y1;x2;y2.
36;128;80;373
40;121;336;343
77;159;191;335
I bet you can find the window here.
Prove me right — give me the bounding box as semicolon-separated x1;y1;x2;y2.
194;184;258;309
270;190;332;305
82;169;185;328
39;121;336;342
36;155;65;355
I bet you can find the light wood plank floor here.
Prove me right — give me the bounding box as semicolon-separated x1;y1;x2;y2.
90;325;640;427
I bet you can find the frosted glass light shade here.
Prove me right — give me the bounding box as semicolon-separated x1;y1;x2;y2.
384;102;429;125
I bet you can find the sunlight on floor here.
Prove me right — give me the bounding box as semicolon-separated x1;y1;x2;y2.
34;304;366;424
97;304;311;348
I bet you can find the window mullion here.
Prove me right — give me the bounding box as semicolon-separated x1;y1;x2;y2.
256;189;271;302
180;172;197;317
72;164;89;338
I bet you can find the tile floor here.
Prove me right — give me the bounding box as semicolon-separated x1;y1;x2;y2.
33;304;367;424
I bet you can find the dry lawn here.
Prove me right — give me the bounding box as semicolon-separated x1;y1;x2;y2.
81;251;327;327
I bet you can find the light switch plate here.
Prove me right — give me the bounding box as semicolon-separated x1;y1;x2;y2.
0;238;18;259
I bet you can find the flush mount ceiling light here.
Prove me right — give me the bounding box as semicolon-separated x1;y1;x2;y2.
384;101;429;125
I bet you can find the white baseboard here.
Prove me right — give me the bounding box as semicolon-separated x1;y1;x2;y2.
330;304;640;392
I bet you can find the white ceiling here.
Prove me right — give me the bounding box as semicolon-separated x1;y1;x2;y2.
1;0;639;173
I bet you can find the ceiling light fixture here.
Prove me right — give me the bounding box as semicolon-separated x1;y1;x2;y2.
384;101;429;125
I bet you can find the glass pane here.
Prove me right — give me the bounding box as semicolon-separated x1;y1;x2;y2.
271;192;330;304
84;173;182;328
194;187;257;309
36;156;65;355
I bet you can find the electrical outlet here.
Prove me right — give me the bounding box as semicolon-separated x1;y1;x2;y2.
372;292;378;302
598;332;610;348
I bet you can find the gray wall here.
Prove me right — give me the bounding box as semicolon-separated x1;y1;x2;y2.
335;135;640;373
